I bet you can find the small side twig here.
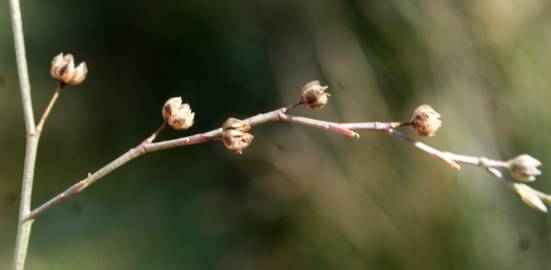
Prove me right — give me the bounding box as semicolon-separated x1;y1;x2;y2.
143;122;167;144
36;82;64;134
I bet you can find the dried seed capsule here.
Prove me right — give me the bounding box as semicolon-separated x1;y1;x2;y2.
222;117;254;154
300;80;330;109
50;53;88;86
223;130;254;154
162;97;195;130
508;154;542;182
409;105;442;137
223;117;251;133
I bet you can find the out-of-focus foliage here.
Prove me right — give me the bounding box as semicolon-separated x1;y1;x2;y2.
1;0;550;269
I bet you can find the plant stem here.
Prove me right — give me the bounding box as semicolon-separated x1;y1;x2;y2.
9;0;35;133
10;0;38;269
143;122;167;144
36;83;63;134
385;129;461;169
24;104;542;221
11;138;38;270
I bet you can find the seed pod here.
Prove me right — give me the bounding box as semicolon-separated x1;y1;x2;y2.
50;53;88;86
222;117;254;154
162;97;195;130
223;129;254;154
409;105;442;137
223;117;251;133
508;154;542;182
300;80;330;109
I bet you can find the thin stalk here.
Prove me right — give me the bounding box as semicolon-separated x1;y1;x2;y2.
36;82;64;134
25;104;548;221
10;0;37;269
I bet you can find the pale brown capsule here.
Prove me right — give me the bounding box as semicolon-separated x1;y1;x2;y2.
223;129;254;154
222;117;254;153
409;105;442;137
509;154;542;182
50;53;88;86
223;117;251;133
162;97;195;130
300;80;330;109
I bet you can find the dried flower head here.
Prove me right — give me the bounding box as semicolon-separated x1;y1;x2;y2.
222;117;254;154
50;53;88;86
301;80;330;109
514;184;548;213
508;154;542;182
223;117;251;133
162;97;195;130
409;105;442;137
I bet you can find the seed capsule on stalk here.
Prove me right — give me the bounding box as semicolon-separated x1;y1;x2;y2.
409;105;442;137
301;80;330;109
162;97;195;130
50;53;88;86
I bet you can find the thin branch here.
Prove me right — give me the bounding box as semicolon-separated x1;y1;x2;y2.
278;114;360;138
23;105;550;221
24;106;355;220
9;0;38;269
36;82;63;134
385;129;462;169
23;147;142;222
441;152;510;168
143;122;167;144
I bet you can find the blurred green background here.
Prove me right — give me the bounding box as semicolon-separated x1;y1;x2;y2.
1;0;550;269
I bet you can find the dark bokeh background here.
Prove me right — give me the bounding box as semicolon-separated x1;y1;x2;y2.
1;0;550;269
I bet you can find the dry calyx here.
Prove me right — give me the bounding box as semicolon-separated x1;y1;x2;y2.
162;97;195;130
50;53;88;86
301;80;330;109
508;154;542;182
409;105;442;137
222;117;254;154
506;154;545;212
